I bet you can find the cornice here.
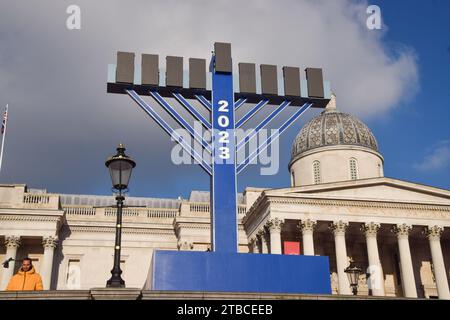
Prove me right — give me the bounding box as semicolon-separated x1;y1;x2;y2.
244;194;450;226
0;214;62;223
289;144;384;170
67;219;173;228
0;208;65;216
265;177;450;199
173;224;211;230
268;196;450;211
68;226;176;235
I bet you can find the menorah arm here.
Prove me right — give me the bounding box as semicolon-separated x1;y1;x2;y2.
150;91;212;154
172;93;211;129
236;102;312;174
127;90;212;175
235;100;291;152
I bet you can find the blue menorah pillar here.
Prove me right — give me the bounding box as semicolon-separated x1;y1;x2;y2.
210;58;238;253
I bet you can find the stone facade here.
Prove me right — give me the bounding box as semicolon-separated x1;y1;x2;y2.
0;185;249;290
1;97;449;299
0;178;449;299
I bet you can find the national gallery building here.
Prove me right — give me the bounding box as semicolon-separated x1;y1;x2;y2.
1;97;449;299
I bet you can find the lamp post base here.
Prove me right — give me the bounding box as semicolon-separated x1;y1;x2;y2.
106;275;125;288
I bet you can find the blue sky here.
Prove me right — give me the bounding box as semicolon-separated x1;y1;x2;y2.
366;0;450;190
0;0;448;198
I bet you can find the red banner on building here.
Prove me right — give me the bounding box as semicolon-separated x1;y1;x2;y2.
283;241;300;255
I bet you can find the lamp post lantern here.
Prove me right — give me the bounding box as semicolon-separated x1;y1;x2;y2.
105;143;136;288
344;258;362;296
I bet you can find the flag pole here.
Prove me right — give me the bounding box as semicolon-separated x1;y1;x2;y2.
0;104;9;174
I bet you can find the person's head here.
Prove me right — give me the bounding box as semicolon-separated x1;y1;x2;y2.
21;257;33;272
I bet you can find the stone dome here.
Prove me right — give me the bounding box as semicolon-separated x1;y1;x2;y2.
291;94;379;163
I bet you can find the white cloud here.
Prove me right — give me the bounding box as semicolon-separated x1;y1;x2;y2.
414;140;450;171
0;0;420;193
2;0;418;114
93;0;419;118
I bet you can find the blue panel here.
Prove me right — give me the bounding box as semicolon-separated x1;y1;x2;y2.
107;64;116;83
210;69;237;253
301;79;309;98
151;251;332;295
323;81;331;99
134;62;141;85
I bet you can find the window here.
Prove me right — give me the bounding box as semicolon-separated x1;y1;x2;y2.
66;259;81;289
313;161;321;184
291;171;295;187
349;158;358;180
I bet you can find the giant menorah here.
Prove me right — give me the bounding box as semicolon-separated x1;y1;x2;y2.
107;43;332;294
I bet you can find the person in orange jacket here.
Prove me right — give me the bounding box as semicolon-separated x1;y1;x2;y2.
6;257;43;291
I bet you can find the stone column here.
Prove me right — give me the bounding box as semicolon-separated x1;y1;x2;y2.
267;218;284;255
248;236;257;253
393;224;417;298
256;235;262;253
299;219;316;256
41;236;58;290
258;229;269;254
177;240;194;251
361;222;385;296
0;236;21;290
330;221;351;295
425;226;450;300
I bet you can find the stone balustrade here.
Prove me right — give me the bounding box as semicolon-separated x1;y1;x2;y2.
63;205;179;219
63;203;246;220
23;193;50;204
22;193;60;209
22;193;60;210
63;205;97;216
189;202;246;215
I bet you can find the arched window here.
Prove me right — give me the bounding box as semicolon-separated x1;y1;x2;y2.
313;161;321;184
291;171;296;187
378;163;383;177
349;158;358;180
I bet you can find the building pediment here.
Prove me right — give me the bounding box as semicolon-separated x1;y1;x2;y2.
266;177;450;205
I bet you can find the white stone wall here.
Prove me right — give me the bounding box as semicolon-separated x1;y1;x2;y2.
1;183;450;299
55;244;157;289
290;146;384;186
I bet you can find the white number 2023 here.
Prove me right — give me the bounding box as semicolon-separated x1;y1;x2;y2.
217;100;230;160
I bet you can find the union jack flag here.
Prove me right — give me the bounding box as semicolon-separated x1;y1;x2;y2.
1;108;7;134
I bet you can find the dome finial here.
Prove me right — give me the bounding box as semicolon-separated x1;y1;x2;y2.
324;92;337;113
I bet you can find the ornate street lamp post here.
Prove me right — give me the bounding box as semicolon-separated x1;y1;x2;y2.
105;143;136;288
345;258;362;296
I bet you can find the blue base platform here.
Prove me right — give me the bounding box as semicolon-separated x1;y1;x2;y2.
149;250;331;294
